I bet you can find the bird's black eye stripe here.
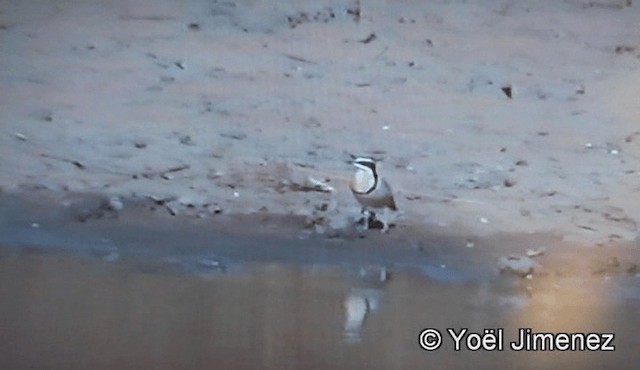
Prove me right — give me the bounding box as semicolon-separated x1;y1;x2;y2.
356;160;376;172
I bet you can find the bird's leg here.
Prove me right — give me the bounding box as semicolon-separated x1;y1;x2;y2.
380;220;389;233
366;209;381;230
376;208;395;233
361;209;371;230
355;208;371;232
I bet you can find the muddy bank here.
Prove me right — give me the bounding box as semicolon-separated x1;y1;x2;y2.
2;190;639;281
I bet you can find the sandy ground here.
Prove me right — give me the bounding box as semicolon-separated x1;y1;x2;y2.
2;0;640;245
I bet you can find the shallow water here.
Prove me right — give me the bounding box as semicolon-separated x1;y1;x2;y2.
0;250;638;369
0;194;639;368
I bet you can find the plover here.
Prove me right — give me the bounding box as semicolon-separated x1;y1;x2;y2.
349;157;397;231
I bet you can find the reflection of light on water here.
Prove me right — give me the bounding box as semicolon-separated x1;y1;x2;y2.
343;266;388;343
515;276;610;329
508;266;615;368
344;288;382;343
344;290;369;343
2;250;638;368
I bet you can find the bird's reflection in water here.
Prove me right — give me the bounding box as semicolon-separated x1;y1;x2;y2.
343;266;389;343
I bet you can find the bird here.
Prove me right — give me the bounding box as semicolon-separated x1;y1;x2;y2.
349;157;397;231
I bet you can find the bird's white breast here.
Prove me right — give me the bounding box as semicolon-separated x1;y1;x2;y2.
351;168;375;194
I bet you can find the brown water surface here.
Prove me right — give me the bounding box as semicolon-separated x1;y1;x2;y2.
0;193;638;369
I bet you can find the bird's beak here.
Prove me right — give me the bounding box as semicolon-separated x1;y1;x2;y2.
344;152;358;165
